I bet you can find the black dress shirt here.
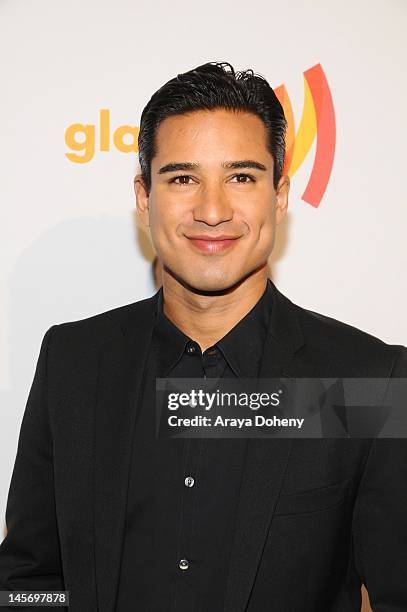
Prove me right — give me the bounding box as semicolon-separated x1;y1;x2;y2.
116;280;274;612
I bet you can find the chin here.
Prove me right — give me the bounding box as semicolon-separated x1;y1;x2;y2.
163;260;249;294
182;272;244;295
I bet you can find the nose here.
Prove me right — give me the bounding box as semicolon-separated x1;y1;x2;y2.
192;181;233;226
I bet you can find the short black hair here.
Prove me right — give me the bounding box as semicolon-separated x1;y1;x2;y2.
138;61;287;193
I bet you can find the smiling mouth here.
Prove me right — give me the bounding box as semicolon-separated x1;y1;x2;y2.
185;235;241;254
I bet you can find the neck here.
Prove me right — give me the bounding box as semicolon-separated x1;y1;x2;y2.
161;267;269;352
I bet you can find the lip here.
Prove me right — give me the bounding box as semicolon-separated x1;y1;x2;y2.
185;234;241;253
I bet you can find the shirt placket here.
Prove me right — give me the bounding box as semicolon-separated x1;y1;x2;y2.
172;342;224;611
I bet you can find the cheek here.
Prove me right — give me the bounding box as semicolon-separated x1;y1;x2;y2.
149;203;186;254
149;198;176;233
241;199;275;236
243;203;276;257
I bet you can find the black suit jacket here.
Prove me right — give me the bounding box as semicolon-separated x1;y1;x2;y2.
1;280;406;612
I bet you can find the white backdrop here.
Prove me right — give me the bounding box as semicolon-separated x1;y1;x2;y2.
1;1;406;574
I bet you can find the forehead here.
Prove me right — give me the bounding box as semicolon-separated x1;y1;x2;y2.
153;109;271;162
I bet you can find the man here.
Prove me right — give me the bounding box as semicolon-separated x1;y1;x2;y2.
0;61;406;612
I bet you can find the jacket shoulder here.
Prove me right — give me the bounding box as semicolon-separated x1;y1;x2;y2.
295;302;406;376
49;292;158;349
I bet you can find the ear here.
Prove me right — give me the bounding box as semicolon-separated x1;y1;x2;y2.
134;174;150;227
275;174;290;225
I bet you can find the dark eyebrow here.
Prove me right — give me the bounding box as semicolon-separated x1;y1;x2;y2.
157;159;267;174
157;162;199;174
222;160;267;171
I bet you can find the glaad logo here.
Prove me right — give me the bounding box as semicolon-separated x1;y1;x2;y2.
275;63;336;208
64;63;335;207
64;109;139;164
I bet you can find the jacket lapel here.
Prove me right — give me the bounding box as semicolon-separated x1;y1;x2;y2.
93;291;159;612
223;280;321;612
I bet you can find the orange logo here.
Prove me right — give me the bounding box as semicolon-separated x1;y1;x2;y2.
275;63;336;208
64;63;335;208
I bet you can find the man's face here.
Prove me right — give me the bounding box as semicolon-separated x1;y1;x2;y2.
136;108;289;293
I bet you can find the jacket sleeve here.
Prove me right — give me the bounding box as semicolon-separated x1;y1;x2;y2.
0;326;66;609
352;347;407;611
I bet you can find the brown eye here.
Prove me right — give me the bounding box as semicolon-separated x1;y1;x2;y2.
231;173;255;183
171;175;193;185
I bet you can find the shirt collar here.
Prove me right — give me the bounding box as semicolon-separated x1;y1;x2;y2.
154;290;192;377
154;279;273;377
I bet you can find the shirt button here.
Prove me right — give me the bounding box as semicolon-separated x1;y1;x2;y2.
184;476;195;487
185;342;197;355
179;558;189;570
